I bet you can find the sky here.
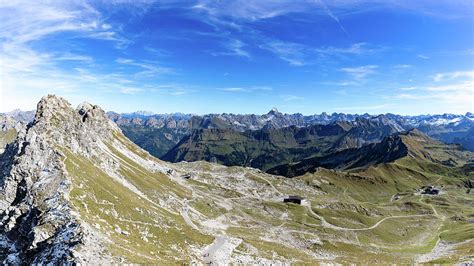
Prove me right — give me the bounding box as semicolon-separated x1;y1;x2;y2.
0;0;473;115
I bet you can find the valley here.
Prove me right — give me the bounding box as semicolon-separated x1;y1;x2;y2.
0;95;472;264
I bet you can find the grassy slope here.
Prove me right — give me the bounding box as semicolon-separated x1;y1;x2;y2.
61;128;473;263
62;132;213;263
162;126;345;171
0;129;17;149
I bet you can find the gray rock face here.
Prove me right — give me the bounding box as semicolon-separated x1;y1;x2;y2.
0;95;114;263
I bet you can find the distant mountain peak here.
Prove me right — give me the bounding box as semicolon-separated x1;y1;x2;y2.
267;107;281;115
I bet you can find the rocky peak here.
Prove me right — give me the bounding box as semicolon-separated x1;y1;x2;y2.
76;102;110;124
32;95;119;152
267;107;281;116
35;94;72;122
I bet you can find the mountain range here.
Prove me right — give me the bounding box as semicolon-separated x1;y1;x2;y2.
5;108;473;159
109;109;474;158
0;95;473;264
161;119;403;171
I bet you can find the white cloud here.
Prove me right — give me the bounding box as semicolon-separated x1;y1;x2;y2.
341;65;378;79
315;43;380;56
148;84;197;96
417;54;430;59
261;41;380;66
0;1;136;111
394;64;412;69
192;0;317;22
54;53;94;62
427;81;473;93
393;72;474;110
280;94;304;101
115;58;174;76
212;39;250;58
220;86;273;92
192;0;473;24
0;2;110;45
260;41;306;66
221;87;247;92
433;71;474;82
120;87;145;94
316;0;348;36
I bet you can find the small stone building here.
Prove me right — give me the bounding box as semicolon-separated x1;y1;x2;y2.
420;186;439;195
284;196;306;205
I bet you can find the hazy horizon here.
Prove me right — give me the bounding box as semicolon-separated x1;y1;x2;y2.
2;94;473;117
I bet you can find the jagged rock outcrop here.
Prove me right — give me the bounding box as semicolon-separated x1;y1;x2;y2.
0;95;115;263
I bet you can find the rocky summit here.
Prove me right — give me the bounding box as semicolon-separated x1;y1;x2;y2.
1;95;473;264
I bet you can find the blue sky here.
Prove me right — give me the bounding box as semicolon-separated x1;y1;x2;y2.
0;0;473;115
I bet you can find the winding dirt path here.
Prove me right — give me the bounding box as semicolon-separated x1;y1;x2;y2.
304;201;432;231
181;198;199;230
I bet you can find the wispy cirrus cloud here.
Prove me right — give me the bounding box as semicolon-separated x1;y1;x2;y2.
433;70;474;82
190;1;386;64
260;41;307;66
427;81;473;93
192;0;473;24
341;65;378;79
0;1;135;110
394;64;412;69
261;42;380;66
192;0;317;22
211;39;250;58
316;0;348;36
115;58;174;76
393;70;474;110
148;84;197;96
280;94;304;101
220;86;272;92
315;43;382;56
119;87;145;95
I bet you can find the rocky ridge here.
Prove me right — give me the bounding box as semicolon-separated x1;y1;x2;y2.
0;95;119;263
